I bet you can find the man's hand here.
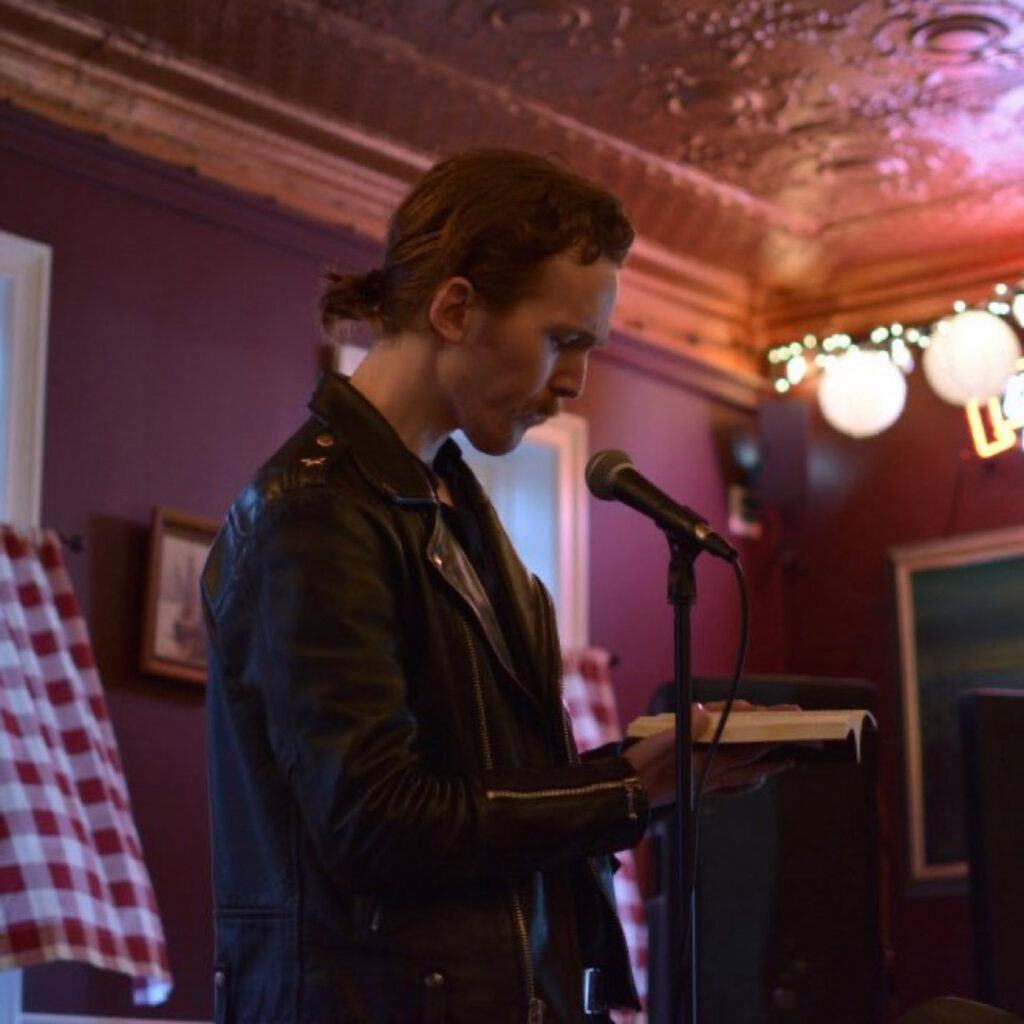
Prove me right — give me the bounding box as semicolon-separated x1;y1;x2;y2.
699;699;797;797
623;701;797;806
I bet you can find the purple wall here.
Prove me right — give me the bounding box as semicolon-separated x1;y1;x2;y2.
2;108;768;1018
581;347;781;728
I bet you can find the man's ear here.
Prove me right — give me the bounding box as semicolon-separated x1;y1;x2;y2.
428;277;475;344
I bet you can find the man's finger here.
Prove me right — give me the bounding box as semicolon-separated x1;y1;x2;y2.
707;758;795;791
709;742;783;768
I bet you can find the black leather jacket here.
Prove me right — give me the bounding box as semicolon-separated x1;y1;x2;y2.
202;372;648;1023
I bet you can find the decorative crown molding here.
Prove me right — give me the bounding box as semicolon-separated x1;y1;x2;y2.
7;0;1018;402
0;0;765;401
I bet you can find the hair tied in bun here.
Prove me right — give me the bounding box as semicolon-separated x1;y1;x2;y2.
361;269;386;312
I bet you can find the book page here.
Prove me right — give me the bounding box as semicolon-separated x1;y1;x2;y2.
627;709;877;761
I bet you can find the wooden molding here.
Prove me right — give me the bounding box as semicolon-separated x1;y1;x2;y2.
0;0;766;403
2;0;1021;383
599;331;767;412
12;0;1014;399
0;16;409;242
764;249;1024;341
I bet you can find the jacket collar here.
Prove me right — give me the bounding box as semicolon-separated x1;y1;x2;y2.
310;371;554;716
434;457;554;714
308;370;437;506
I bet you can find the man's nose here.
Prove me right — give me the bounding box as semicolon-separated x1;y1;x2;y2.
552;351;589;400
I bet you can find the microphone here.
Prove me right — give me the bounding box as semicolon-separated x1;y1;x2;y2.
585;449;737;562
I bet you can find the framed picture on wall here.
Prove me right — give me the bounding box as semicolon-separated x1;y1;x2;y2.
140;507;219;685
891;525;1024;886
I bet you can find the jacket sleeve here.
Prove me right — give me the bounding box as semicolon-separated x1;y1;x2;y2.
242;487;648;891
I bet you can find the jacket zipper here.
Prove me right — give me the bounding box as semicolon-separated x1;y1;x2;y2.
460;617;493;772
488;778;642;814
459;618;544;1022
544;591;577;764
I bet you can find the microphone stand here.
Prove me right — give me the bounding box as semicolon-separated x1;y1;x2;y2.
668;535;700;1024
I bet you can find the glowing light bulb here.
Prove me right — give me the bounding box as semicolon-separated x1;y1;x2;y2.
818;348;907;438
891;338;914;372
924;310;1022;406
787;355;808;385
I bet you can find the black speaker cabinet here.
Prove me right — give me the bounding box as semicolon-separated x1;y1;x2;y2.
755;400;808;513
644;675;884;1024
960;689;1024;1016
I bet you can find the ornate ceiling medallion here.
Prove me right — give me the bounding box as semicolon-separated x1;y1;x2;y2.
912;14;1009;58
874;4;1020;64
487;1;593;35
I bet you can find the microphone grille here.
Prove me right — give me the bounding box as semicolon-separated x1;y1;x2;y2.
585;449;632;500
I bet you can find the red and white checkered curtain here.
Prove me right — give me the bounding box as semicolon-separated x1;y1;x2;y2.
0;525;171;1004
562;646;647;1023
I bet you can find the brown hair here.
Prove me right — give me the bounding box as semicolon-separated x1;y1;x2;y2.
320;149;634;335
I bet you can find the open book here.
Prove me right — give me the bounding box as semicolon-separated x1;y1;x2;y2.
627;709;877;761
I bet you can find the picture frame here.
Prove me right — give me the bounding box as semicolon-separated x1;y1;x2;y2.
891;524;1024;886
140;506;219;685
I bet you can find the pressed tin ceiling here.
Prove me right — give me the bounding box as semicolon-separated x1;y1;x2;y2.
1;0;1023;371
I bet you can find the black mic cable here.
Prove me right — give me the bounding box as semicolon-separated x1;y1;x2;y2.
680;557;749;986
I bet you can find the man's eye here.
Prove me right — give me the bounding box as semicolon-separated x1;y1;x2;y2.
551;335;585;351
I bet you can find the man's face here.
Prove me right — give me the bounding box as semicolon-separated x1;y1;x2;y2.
440;250;619;456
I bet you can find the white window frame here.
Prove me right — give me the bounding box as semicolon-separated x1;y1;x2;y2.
0;229;52;528
503;413;589;649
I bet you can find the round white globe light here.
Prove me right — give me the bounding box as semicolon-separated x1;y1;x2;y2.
817;349;907;438
923;310;1022;406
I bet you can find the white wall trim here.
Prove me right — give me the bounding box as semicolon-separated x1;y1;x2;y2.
0;228;51;528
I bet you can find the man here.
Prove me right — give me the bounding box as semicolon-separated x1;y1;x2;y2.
203;149;776;1023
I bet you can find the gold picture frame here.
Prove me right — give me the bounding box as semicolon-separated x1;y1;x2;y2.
140;506;218;685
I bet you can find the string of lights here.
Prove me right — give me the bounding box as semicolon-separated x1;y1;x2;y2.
766;280;1024;394
763;278;1024;451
